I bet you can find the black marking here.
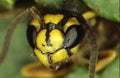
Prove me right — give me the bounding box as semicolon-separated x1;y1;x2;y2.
57;15;70;30
45;23;57;47
47;54;55;68
46;29;51;46
65;48;73;56
42;44;45;47
33;50;37;57
46;29;52;47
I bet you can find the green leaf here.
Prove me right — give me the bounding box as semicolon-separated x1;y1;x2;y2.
35;0;63;9
83;0;120;22
0;0;15;9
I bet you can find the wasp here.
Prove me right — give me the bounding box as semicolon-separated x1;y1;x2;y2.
0;0;119;78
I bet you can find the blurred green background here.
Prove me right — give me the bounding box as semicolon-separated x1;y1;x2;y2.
0;0;119;78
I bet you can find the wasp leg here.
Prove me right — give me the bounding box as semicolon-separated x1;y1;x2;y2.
21;62;73;78
96;50;116;72
72;49;116;72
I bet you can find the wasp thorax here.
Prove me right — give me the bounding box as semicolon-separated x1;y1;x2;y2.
36;28;64;53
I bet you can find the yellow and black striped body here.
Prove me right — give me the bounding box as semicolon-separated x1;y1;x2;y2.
26;9;88;69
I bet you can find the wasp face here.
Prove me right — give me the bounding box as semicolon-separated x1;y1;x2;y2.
27;11;85;69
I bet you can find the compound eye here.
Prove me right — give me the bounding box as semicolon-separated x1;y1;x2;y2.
64;25;85;48
27;26;37;48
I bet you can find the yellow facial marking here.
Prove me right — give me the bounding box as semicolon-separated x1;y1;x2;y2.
44;14;63;24
71;44;80;54
64;17;79;32
36;29;47;52
51;49;69;63
34;48;69;68
34;49;50;68
36;29;64;53
30;18;41;31
49;29;64;52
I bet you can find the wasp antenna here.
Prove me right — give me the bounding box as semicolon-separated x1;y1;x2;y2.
0;9;29;65
29;7;45;26
88;29;98;78
85;21;98;78
82;17;98;78
77;15;98;78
